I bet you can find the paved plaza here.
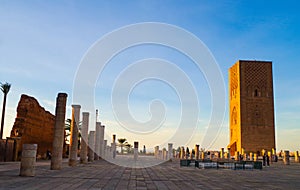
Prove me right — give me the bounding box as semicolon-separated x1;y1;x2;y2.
1;156;300;190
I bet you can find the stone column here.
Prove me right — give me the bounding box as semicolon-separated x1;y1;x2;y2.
168;143;173;160
88;131;95;162
109;146;113;159
268;151;272;164
295;151;299;163
134;141;138;161
103;140;107;158
234;151;239;161
100;125;105;158
209;152;213;160
254;153;258;161
94;122;101;160
216;152;220;160
51;93;67;170
159;150;163;159
283;150;290;165
262;149;266;157
69;105;81;166
194;145;199;160
224;152;229;159
249;152;253;161
227;148;231;158
20;144;37;176
180;147;185;159
243;153;247;161
220;148;224;159
162;148;167;160
80;112;89;164
154;146;159;159
201;151;205;160
106;145;110;159
112;134;116;159
272;148;276;160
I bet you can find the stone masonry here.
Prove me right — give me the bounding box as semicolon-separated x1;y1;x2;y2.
10;94;55;158
228;60;275;155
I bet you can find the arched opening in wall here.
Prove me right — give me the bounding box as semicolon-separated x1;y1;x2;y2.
231;107;237;126
254;86;260;97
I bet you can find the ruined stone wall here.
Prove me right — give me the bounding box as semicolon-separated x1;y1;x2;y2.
10;94;55;158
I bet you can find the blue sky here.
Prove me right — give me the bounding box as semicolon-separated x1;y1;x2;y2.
0;1;299;151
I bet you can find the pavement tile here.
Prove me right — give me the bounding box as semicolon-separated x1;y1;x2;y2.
1;156;300;189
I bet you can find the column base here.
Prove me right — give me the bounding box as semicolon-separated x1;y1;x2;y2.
68;159;77;166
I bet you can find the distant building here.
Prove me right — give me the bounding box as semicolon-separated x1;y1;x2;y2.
228;60;275;155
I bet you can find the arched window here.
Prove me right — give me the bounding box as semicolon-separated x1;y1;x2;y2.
254;86;260;97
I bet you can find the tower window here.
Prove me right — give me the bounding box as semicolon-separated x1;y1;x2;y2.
254;89;258;97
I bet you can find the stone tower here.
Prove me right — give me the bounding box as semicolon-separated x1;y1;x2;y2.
228;60;275;155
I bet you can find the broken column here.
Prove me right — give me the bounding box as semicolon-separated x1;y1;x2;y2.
262;149;266;157
80;112;89;164
100;125;105;158
162;148;167;160
94;122;101;160
224;152;229;159
88;131;95;162
234;151;239;161
20;144;37;176
154;146;159;159
268;151;272;164
272;148;276;162
194;145;199;160
220;148;224;159
158;150;162;159
254;153;258;161
134;141;138;161
249;152;253;161
103;140;107;159
168;143;173;160
295;151;299;163
106;145;110;159
180;147;185;159
69;105;81;166
209;152;213;160
112;134;116;159
283;150;290;165
51;93;67;170
201;151;205;160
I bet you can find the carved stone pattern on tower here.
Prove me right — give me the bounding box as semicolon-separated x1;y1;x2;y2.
10;94;55;158
230;63;238;99
244;62;269;97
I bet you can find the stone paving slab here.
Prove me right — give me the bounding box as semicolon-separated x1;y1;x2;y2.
0;157;300;189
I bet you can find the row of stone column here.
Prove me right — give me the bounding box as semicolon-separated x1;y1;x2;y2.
87;132;117;162
49;93;117;170
232;149;300;165
154;143;173;161
282;150;300;165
